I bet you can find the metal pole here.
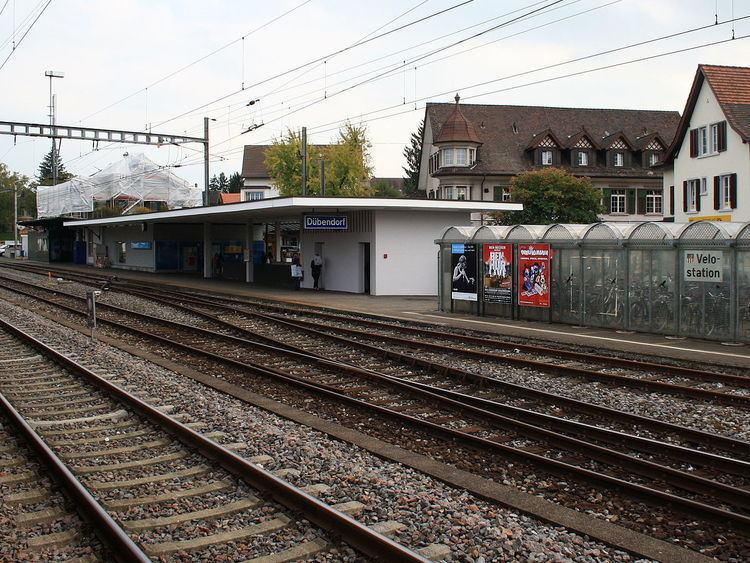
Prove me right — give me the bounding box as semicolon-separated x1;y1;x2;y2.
204;117;210;206
50;81;56;186
319;155;325;196
301;127;307;196
13;183;18;259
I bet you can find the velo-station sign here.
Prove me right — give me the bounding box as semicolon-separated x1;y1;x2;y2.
683;250;723;282
303;215;348;231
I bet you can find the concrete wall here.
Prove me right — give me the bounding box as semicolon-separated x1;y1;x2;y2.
101;225;154;271
373;210;471;295
299;229;373;293
671;80;750;222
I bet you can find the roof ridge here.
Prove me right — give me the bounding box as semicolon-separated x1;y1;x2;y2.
426;102;679;114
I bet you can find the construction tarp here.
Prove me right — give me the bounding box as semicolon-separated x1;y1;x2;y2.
37;153;202;218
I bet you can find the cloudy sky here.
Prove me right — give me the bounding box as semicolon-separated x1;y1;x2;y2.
0;0;748;188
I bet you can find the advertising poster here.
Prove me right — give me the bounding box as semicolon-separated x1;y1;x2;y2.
451;243;477;301
518;244;550;307
483;243;512;304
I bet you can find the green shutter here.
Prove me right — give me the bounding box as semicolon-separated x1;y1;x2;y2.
637;190;647;214
603;189;612;214
626;189;636;214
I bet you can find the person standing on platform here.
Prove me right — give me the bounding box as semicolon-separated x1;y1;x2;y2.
213;252;223;278
311;252;323;290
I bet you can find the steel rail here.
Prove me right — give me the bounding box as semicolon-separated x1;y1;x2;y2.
4;277;748;461
0;317;429;562
5;283;750;527
0;364;151;562
117;288;750;477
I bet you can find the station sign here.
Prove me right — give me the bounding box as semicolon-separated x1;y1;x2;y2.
451;243;477;301
483;243;512;304
303;215;348;231
518;244;550;307
683;250;723;282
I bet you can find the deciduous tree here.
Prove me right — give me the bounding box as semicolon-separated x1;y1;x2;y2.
493;168;602;225
0;163;34;235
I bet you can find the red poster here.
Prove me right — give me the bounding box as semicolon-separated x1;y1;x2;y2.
518;244;550;307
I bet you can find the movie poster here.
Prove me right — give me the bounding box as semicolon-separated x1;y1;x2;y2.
451;243;477;301
518;244;550;307
483;243;512;304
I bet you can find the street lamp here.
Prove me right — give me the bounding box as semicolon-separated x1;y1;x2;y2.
45;70;64;185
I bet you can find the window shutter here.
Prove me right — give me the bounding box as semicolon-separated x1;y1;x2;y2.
626;190;636;214
669;186;674;215
603;188;612;214
637;190;647;214
536;149;542;165
689;129;697;157
713;176;720;210
718;121;727;152
730;173;737;209
696;187;701;212
682;181;688;212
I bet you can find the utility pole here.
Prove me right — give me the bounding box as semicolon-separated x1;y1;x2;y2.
301;127;307;196
204;117;210;206
319;153;325;196
45;71;64;186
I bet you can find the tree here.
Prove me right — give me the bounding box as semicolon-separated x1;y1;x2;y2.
228;172;242;193
36;148;73;186
371;179;402;198
402;119;424;198
0;163;34;236
265;122;373;197
492;167;603;225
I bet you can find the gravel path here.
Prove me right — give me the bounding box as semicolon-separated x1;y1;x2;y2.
0;287;651;562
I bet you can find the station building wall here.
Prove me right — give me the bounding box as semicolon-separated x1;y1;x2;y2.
101;225;154;271
373;210;470;295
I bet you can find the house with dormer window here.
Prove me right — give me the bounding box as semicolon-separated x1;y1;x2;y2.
419;96;680;221
660;64;750;222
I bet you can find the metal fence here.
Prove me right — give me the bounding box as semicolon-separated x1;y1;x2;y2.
436;221;750;343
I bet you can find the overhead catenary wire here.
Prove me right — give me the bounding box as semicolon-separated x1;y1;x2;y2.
0;0;52;70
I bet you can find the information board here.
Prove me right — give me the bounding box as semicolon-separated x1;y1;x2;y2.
683;250;723;282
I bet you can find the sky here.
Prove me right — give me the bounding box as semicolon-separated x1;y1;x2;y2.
0;0;748;189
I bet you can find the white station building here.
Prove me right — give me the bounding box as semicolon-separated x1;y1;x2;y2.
62;197;521;295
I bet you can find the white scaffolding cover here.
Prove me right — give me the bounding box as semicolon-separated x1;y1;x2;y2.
37;153;202;218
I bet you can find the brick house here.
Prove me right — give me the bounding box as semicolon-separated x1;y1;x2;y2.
418;95;680;221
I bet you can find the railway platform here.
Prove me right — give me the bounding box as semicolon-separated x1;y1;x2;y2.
19;260;750;369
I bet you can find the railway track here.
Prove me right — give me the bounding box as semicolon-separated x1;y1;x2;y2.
0;315;430;561
2;269;750;537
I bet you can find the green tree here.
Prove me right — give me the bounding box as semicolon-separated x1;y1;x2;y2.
0;163;35;236
371;179;402;198
217;172;229;192
36;148;73;186
493;168;603;225
265;122;373;197
402;119;424;198
228;172;242;193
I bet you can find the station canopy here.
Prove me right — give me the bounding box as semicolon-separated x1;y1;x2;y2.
37;153;202;218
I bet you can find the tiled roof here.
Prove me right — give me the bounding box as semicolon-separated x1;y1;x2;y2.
220;193;241;204
426;102;680;177
434;95;482;144
241;145;270;179
702;64;750;141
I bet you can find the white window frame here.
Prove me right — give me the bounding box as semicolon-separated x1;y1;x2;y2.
613;152;624;167
455;148;467;166
610;190;626;214
541;150;553;165
441;148;454;166
502;187;511;202
577;151;588;166
720;174;732;210
246;191;264;201
648;153;659;166
455;186;469;200
697;126;709;156
429;152;439;173
442;186;454;199
687;178;701;212
646;190;662;214
710;123;720;154
468;148;476;165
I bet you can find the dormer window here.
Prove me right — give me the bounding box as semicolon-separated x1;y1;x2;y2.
440;147;476;167
614;152;624;167
541;150;553;165
576;151;589;166
442;148;454;166
648;153;660;166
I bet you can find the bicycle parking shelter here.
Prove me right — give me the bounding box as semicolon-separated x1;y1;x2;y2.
437;221;750;343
